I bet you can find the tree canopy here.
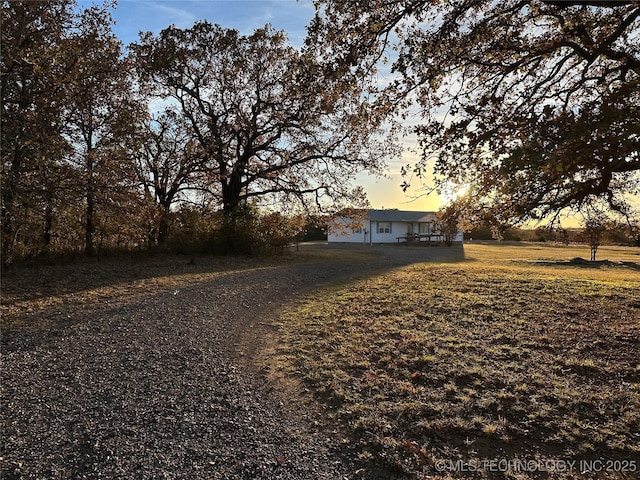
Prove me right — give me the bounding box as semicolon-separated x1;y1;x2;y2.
133;109;207;245
308;0;640;226
1;0;76;261
132;22;390;219
1;1;392;261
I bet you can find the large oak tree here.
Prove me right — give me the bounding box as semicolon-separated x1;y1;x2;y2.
308;0;640;226
132;23;391;229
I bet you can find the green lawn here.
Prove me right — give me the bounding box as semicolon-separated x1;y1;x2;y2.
276;243;640;478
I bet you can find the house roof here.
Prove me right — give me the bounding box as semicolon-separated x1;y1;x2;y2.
367;209;436;222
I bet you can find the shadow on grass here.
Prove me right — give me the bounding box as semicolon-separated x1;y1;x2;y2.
306;241;467;265
0;253;276;303
1;242;466;332
275;245;640;479
2;244;463;295
525;257;640;270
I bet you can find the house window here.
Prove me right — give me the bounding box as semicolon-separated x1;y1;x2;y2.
419;222;431;234
377;222;391;234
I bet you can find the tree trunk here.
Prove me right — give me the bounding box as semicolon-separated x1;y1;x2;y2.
43;200;53;249
221;169;243;218
84;137;97;257
1;186;16;265
85;187;95;256
157;205;170;245
1;151;22;265
220;169;247;253
85;157;96;256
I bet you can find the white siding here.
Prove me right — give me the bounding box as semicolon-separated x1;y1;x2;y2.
327;217;367;243
370;221;404;243
327;211;464;244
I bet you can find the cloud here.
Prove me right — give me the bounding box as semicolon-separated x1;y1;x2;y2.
109;0;315;47
146;1;199;28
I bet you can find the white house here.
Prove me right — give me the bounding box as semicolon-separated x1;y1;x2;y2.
328;209;463;245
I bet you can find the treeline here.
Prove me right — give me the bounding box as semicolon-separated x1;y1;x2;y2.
1;1;389;264
465;224;640;246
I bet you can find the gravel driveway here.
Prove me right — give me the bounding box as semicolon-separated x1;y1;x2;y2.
1;244;464;479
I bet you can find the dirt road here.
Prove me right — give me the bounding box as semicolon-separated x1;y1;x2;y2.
1;244;464;479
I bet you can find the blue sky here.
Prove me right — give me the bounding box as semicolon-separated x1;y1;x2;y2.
100;0;314;47
78;0;443;211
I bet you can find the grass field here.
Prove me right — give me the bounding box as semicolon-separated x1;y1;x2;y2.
275;243;640;479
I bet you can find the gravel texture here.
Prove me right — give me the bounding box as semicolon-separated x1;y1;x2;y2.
1;245;460;479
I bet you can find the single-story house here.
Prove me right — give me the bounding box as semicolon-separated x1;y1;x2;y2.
328;209;463;245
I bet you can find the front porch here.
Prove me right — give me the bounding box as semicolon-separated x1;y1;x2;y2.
395;233;445;245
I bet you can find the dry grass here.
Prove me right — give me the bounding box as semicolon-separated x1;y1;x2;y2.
276;243;640;478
